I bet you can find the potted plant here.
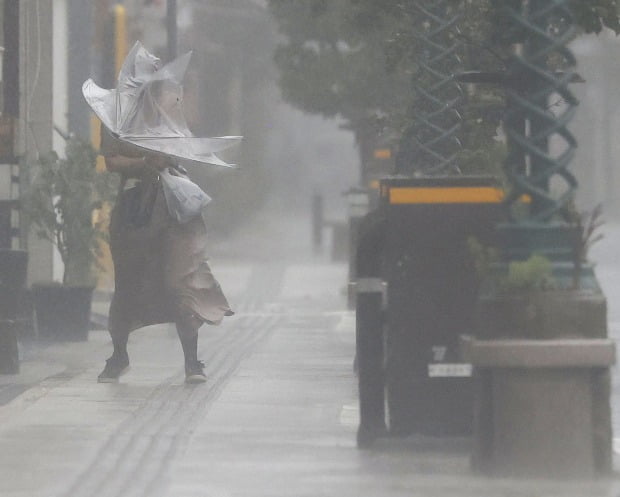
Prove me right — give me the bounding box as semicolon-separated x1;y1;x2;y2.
464;212;612;477
23;135;117;341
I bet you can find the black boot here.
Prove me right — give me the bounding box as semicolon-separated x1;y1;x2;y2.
185;359;207;384
179;333;206;383
97;351;130;383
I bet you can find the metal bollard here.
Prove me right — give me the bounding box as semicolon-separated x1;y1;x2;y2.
356;277;388;448
311;192;323;252
345;188;370;309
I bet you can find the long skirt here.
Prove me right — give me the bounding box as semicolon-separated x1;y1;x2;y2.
108;175;232;336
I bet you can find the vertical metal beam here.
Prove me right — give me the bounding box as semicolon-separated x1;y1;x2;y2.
396;1;464;176
20;0;55;283
67;0;93;139
113;3;127;77
3;0;18;117
167;0;177;61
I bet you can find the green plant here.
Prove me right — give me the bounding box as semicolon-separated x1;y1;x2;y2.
468;236;556;292
23;136;118;286
577;204;604;259
565;202;604;289
502;254;555;293
467;235;499;280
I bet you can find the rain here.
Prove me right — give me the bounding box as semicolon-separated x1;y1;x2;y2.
1;1;620;496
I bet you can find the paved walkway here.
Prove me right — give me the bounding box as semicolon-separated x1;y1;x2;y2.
0;214;619;496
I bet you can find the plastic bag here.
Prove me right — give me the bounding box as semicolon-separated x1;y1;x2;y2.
160;168;211;223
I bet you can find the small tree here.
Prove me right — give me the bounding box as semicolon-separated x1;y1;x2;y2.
269;0;620;178
24;136;118;286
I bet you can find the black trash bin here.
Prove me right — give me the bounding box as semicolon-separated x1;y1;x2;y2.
381;176;504;436
356;176;507;441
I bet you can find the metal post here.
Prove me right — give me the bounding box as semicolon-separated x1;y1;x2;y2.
311;192;323;252
356;277;387;447
113;4;127;78
167;0;177;60
3;0;18;117
346;188;370;301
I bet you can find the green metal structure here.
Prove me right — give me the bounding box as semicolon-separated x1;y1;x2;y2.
501;0;578;224
396;1;464;176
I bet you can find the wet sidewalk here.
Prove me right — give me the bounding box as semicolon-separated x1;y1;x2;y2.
1;213;620;496
0;257;617;496
162;264;620;497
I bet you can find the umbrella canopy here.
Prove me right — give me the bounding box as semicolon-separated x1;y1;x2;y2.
82;41;241;167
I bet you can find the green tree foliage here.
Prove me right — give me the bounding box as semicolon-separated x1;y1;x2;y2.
268;0;620;176
268;0;510;175
572;0;620;34
490;0;620;46
268;0;411;168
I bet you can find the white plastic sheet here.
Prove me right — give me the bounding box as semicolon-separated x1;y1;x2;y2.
82;41;241;168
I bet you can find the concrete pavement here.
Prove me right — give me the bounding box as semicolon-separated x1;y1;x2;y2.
1;214;620;496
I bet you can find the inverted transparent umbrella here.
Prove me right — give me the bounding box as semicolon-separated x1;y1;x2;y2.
82;41;241;168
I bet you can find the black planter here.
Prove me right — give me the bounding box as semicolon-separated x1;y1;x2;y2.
33;285;94;341
0;249;28;374
0;320;19;374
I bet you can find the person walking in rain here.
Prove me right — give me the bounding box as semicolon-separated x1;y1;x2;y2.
84;43;236;384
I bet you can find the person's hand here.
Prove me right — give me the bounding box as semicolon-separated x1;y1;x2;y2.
148;154;174;171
